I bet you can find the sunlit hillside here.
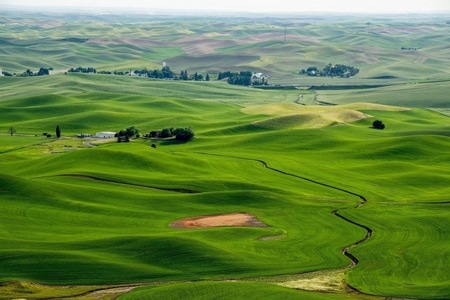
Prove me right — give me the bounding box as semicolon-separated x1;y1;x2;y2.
0;11;449;300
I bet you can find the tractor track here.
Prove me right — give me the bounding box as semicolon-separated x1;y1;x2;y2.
36;173;199;194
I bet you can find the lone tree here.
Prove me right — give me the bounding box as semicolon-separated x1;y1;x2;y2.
372;120;385;130
56;125;61;138
8;126;16;136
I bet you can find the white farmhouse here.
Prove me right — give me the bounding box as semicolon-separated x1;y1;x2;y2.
95;131;116;138
251;72;269;85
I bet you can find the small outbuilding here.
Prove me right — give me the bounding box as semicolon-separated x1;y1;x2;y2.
251;72;269;85
95;132;116;138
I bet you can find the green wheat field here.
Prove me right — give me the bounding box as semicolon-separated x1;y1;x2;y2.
0;10;449;299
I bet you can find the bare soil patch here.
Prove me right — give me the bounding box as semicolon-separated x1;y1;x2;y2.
248;33;320;44
175;33;320;55
170;213;268;228
174;36;240;55
79;284;145;299
371;26;434;35
277;271;346;293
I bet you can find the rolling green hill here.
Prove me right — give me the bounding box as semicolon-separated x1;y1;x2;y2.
0;12;449;300
2;12;450;83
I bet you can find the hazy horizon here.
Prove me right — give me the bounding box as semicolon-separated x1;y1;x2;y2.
2;0;450;14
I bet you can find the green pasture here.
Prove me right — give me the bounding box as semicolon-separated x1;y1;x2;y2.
2;12;450;83
1;73;449;299
119;281;361;300
0;137;363;284
345;203;450;298
0;12;449;300
315;81;450;109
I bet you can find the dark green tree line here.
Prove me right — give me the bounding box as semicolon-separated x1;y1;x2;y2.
300;64;359;78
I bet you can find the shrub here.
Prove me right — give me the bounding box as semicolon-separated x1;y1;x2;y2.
372;120;385;130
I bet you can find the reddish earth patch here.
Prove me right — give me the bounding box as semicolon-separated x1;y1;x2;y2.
174;36;240;55
170;213;268;228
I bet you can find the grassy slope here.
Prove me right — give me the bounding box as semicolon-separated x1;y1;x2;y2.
315;81;450;109
119;281;359;300
0;13;449;299
347;203;450;298
2;13;450;84
0;77;356;286
0;75;449;299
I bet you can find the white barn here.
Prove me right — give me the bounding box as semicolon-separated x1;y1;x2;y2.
95;132;116;138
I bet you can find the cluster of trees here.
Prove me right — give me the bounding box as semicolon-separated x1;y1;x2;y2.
8;125;61;137
117;126;194;142
5;64;260;85
6;64;267;86
2;67;53;77
133;65;175;79
401;47;419;50
219;71;252;86
97;70;127;75
300;64;359;78
116;126;140;143
172;127;195;141
145;127;195;141
68;66;97;73
129;67;210;81
69;65;210;81
217;71;268;86
179;70;210;81
218;71;236;81
9;123;194;143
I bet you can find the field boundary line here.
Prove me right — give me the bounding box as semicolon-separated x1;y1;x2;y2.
36;173;199;194
193;151;373;269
